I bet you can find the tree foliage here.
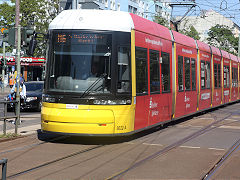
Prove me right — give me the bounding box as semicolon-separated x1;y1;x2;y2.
182;26;200;40
154;15;169;28
0;0;59;57
207;24;238;54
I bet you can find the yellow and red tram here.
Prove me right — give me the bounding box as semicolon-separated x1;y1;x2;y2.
41;10;240;136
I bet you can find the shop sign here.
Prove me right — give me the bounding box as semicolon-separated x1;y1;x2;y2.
0;56;46;63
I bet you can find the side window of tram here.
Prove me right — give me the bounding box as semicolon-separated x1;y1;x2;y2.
184;57;191;90
214;63;221;88
201;61;210;89
191;58;196;90
178;56;184;91
224;66;230;88
232;68;238;87
117;47;131;93
150;50;160;93
214;64;218;88
161;52;170;92
178;56;196;91
218;64;221;88
135;47;148;94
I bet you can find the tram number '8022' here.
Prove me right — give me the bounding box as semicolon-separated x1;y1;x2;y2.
117;125;127;130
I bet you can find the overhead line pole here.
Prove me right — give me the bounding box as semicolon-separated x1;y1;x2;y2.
15;0;21;133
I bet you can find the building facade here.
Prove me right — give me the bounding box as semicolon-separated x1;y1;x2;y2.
59;0;172;22
177;9;240;42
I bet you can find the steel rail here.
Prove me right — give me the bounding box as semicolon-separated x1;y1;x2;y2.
0;135;68;155
202;138;240;180
106;110;239;180
7;145;104;179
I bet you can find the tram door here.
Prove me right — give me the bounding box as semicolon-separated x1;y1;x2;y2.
148;50;172;125
134;47;149;130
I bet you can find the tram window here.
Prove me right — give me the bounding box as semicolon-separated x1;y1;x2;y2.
184;57;191;90
201;61;205;89
217;64;221;88
214;63;218;88
161;52;170;92
150;50;160;93
136;47;148;94
117;47;131;93
232;68;238;87
206;61;211;89
191;58;196;90
224;65;230;88
178;56;184;91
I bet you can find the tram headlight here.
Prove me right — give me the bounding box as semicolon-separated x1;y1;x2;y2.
93;99;131;105
42;94;56;103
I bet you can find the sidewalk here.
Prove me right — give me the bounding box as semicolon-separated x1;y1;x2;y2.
0;86;41;137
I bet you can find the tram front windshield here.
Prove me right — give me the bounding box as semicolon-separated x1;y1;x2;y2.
48;31;113;94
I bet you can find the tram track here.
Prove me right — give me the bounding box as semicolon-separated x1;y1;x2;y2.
202;138;240;180
2;105;240;179
106;109;240;179
6;145;104;179
4;125;169;180
0;135;69;155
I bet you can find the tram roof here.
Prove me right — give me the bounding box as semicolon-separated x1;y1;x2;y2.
196;40;211;53
210;46;221;57
49;10;134;32
130;14;172;41
229;53;238;62
221;49;230;59
172;30;196;49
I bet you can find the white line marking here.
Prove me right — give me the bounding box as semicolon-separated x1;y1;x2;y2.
218;126;240;130
142;143;163;146
180;146;201;149
208;147;225;151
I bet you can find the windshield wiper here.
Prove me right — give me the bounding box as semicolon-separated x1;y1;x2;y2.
80;73;107;98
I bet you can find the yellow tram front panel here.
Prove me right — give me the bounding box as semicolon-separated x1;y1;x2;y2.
41;102;135;135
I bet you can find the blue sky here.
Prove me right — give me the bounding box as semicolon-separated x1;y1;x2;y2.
171;0;240;26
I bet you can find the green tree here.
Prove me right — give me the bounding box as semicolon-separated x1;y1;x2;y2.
182;26;200;40
207;24;238;54
154;15;169;27
0;0;59;57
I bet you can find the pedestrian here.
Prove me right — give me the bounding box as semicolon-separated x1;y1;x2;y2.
10;77;26;101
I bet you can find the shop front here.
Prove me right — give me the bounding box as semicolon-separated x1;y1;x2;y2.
0;56;46;86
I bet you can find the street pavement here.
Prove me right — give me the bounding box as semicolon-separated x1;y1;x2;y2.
0;86;41;136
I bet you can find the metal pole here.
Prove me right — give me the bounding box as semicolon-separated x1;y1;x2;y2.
14;0;20;134
3;103;7;135
15;25;21;134
1;158;8;180
72;0;76;9
238;34;240;58
1;42;5;93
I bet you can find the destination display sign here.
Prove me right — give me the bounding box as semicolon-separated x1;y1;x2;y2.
55;32;108;45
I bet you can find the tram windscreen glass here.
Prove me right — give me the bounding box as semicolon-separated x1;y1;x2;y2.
48;31;112;94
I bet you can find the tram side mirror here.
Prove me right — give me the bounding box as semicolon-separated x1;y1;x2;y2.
28;37;37;56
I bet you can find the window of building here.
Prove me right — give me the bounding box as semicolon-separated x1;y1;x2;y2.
161;52;170;92
150;50;160;93
136;47;148;94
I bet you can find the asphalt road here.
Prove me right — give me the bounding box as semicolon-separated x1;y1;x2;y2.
0;102;240;179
